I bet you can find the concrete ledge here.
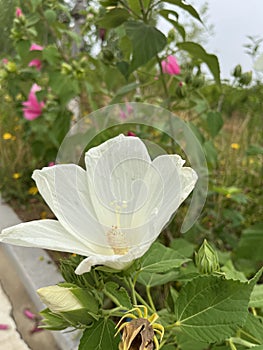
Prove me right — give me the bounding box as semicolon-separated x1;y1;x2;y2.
0;197;80;350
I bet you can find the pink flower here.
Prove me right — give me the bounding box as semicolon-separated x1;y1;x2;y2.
48;162;55;167
30;44;44;51
16;7;23;17
0;324;9;330
24;309;37;320
2;58;8;65
22;84;45;121
29;59;42;70
161;55;180;75
29;44;43;70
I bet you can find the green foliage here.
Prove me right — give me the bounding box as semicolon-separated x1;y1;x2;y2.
177;41;221;84
138;242;190;273
1;1;263;349
174;275;255;342
51;241;263;349
0;0;15;54
79;319;119;350
124;21;167;74
104;282;132;309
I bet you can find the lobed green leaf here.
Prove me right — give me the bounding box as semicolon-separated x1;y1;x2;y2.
79;319;119;350
174;275;256;343
125;21;167;74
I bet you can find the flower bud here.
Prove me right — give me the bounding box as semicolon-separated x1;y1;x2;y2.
185;73;193;85
239;71;252;86
0;69;8;80
37;284;99;326
192;75;205;88
6;61;17;73
99;28;106;41
195;239;220;274
233;64;242;78
167;29;175;42
16;7;23;18
175;84;187;98
61;62;72;75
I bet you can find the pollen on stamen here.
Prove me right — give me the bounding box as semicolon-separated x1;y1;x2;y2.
107;225;129;255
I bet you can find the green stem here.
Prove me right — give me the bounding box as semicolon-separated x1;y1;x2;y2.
156;54;170;101
124;277;137;305
156;54;177;150
138;0;147;20
134;291;154;314
228;337;258;349
91;269;100;289
103;288;123;308
102;307;127;317
119;0;141;19
146;286;156;312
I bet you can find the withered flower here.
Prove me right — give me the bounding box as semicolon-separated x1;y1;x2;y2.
116;306;164;350
119;318;155;350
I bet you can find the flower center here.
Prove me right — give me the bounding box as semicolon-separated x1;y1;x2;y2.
107;201;129;255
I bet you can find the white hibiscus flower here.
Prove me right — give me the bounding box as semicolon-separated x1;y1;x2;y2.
0;134;197;274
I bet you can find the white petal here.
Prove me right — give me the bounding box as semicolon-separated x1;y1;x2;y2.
75;243;151;274
84;134;153;229
32;165;112;254
0;220;94;256
151;155;198;234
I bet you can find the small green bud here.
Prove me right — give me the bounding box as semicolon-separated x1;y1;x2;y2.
61;62;72;75
37;284;99;326
134;94;142;102
0;69;8;80
175;84;187;98
192;75;205;88
233;64;242;78
185;73;193;85
167;29;175;42
6;61;17;73
195;239;220;274
239;71;252;85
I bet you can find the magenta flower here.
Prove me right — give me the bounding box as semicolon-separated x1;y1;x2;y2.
30;43;44;51
29;59;42;70
2;58;8;65
29;44;43;70
161;55;181;75
0;324;9;330
22;84;45;121
24;309;37;320
127;131;136;137
15;7;23;17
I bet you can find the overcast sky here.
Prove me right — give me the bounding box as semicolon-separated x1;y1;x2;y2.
203;0;263;78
